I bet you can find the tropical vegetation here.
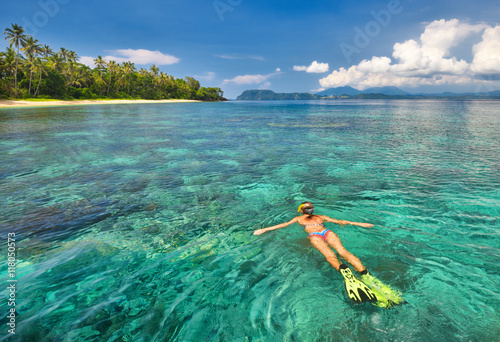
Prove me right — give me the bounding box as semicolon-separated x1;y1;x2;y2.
1;23;225;101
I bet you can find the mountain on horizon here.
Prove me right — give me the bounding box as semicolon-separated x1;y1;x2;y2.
316;86;409;96
315;86;361;96
318;86;500;97
236;88;500;100
362;86;410;96
236;89;320;101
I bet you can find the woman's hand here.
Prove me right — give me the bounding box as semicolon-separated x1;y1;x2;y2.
356;222;374;228
253;229;266;235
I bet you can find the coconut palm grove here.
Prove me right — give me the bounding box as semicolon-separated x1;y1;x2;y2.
1;23;225;101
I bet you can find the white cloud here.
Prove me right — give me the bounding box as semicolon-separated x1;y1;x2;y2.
294;61;329;73
80;56;95;68
193;71;216;81
307;61;330;73
320;19;500;90
471;26;500;75
259;82;272;89
312;87;326;92
222;72;278;85
216;54;265;61
293;65;307;71
104;49;180;65
420;19;486;56
275;68;281;72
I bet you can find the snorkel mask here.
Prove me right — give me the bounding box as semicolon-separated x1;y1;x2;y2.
298;202;314;215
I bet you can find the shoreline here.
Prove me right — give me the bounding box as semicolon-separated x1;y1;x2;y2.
0;99;202;109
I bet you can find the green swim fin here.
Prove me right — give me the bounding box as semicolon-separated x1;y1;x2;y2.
339;265;377;303
361;273;405;309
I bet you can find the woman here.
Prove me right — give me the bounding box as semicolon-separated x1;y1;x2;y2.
254;201;378;303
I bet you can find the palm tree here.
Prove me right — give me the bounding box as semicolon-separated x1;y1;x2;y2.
4;23;28;97
58;47;69;61
60;50;78;86
94;56;107;74
122;61;135;95
150;64;160;77
41;45;53;59
106;60;117;96
115;64;127;93
21;36;42;95
0;49;13;96
30;45;53;97
66;67;89;88
48;54;63;73
1;48;16;96
67;50;79;63
33;57;48;97
93;56;107;95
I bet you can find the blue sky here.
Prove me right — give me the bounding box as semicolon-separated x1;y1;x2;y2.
2;0;500;98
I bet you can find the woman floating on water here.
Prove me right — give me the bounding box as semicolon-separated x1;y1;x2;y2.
254;201;404;308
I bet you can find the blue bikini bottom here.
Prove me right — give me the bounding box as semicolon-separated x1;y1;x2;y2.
308;229;332;241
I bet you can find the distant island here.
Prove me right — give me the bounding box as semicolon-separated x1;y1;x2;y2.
237;87;500;101
1;23;226;101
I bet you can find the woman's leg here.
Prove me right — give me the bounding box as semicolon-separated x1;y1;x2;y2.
309;236;342;271
325;231;366;273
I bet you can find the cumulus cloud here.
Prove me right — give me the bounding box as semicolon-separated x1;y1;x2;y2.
294;61;329;73
222;72;279;85
293;66;307;71
320;19;500;90
471;26;500;75
80;56;96;68
104;49;180;65
79;49;180;69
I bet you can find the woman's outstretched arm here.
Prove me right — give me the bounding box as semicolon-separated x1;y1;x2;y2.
322;215;374;228
253;217;299;235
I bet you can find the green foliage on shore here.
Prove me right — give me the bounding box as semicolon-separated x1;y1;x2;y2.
1;23;225;101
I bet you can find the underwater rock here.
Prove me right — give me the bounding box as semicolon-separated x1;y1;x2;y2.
16;237;64;261
155;174;184;189
119;178;151;193
7;195;155;242
9;199;113;241
6;194;165;242
144;203;158;211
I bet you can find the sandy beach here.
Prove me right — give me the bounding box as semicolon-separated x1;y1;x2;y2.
0;99;201;109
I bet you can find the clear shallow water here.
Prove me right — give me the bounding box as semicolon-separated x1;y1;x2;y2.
0;100;499;341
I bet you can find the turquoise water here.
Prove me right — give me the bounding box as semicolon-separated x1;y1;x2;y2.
0;100;499;341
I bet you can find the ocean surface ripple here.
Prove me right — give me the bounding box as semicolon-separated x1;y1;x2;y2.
1;100;499;341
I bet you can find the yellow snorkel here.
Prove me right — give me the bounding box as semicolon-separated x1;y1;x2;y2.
298;202;314;214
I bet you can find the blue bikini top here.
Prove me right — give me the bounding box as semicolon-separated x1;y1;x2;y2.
300;222;325;228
